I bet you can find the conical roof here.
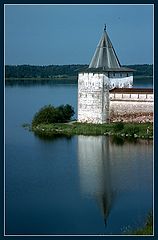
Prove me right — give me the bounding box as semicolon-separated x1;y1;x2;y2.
89;27;121;69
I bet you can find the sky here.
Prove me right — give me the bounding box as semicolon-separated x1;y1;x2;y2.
5;4;153;66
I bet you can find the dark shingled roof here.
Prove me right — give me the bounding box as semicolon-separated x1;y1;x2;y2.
109;88;153;94
89;28;121;69
88;27;134;72
78;27;134;73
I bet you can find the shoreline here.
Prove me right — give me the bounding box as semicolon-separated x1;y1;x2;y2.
5;76;77;81
5;77;78;85
23;122;153;140
5;75;153;81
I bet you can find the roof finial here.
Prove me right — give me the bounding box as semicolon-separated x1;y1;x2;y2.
104;24;106;32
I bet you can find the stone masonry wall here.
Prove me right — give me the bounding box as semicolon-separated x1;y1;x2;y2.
78;73;109;123
108;72;133;89
109;92;153;123
78;72;134;123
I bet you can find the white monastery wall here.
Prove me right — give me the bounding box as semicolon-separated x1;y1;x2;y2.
109;92;153;122
108;72;133;89
77;71;153;123
78;73;110;123
110;93;153;101
78;72;133;123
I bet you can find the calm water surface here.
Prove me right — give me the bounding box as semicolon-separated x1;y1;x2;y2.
5;79;153;235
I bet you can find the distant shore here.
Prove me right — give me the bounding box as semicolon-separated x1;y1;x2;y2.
5;64;153;80
5;75;153;87
5;76;77;81
5;75;153;81
5;77;78;85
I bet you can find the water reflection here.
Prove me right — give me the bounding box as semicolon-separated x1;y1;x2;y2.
33;132;72;141
78;136;115;225
77;135;153;230
110;135;125;145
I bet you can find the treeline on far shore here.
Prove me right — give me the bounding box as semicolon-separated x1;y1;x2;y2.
5;64;153;79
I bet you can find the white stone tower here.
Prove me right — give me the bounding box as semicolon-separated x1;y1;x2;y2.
78;25;134;123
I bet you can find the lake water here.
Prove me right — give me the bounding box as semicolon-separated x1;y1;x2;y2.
5;79;153;235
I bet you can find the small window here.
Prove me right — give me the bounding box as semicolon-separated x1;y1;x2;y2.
113;73;115;77
127;73;129;77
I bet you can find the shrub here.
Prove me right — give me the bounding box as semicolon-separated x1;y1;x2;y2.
32;104;74;126
114;122;124;132
57;104;75;121
124;125;140;137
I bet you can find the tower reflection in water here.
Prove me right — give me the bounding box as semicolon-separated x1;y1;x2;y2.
77;135;153;231
77;136;115;226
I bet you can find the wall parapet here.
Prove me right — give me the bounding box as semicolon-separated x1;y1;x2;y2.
109;88;153;102
110;93;153;102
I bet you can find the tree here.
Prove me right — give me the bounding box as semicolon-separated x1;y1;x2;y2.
58;104;75;121
32;104;75;126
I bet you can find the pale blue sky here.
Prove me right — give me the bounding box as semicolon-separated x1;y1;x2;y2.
5;4;153;65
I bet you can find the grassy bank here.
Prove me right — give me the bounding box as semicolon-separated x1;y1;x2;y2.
24;122;153;139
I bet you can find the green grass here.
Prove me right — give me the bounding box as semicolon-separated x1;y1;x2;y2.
29;122;153;139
